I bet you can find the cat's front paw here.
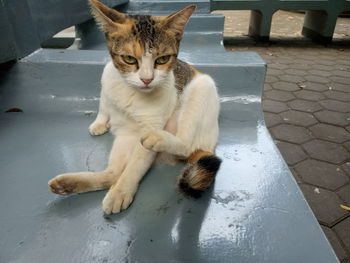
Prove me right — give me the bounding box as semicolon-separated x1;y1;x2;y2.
102;184;136;214
140;129;168;152
89;121;110;136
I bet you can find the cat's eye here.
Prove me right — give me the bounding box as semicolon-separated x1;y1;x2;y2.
122;55;137;65
155;55;170;65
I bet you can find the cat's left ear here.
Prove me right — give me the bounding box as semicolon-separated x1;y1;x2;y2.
160;5;196;40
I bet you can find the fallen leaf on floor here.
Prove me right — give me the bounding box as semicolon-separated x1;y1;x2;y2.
340;204;350;211
5;108;23;113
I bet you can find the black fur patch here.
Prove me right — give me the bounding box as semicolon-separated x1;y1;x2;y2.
197;155;222;173
131;15;159;48
177;165;202;199
177;155;222;198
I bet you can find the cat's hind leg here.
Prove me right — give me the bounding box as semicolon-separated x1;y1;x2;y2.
49;171;113;195
48;135;137;195
141;74;222;197
141;73;220;157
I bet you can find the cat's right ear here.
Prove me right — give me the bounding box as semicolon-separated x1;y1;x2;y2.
89;0;126;32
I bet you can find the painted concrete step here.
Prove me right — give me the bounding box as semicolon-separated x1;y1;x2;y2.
22;48;262;67
120;0;210;14
0;55;338;263
73;14;225;51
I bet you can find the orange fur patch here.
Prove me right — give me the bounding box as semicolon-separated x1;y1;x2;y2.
187;150;213;163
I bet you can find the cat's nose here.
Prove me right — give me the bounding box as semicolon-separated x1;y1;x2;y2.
141;78;153;85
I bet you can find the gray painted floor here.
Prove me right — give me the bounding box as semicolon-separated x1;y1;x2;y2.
0;50;338;262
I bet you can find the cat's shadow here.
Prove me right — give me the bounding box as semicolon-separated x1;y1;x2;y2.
46;172;213;261
46;190;107;218
104;186;214;262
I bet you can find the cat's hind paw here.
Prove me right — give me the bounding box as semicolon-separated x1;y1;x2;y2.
102;185;135;214
48;175;78;195
89;121;110;136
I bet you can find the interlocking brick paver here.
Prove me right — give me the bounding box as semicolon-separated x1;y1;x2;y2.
330;76;350;85
265;75;279;83
280;110;317;126
288;100;322;113
279;74;305;83
337;59;350;66
310;124;350;143
314;110;350;127
304;75;330;84
331;83;350;93
221;10;350;261
265;90;295;102
338;184;350;206
309;70;332;77
276;58;294;65
322;226;349;262
299;184;348;226
318;59;336;66
272;81;300;91
332;70;350;78
268;63;289;70
344;142;350;153
294;58;314;65
295;160;349;190
267;68;284;76
264;112;283;127
294;90;326;101
324;90;350;102
313;64;335;71
318;55;335;60
303;140;349;164
270;124;312;144
289;63;311;70
275;141;307;165
320;100;350;113
333;217;350;252
342;162;350;176
264;83;273;91
284;68;307;76
290;167;303;184
263;100;289;113
298;81;329;92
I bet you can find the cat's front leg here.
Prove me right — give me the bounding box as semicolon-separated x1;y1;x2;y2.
140;128;189;157
102;145;157;214
89;116;110;136
102;178;137;214
89;91;110;136
140;127;169;152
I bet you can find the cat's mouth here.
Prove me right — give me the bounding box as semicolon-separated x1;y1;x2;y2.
139;85;154;92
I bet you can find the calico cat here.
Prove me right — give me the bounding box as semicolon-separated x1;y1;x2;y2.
48;0;221;215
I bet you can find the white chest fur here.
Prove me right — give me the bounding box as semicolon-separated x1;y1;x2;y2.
100;62;178;133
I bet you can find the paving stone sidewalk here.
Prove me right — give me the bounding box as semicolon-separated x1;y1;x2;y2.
218;10;350;263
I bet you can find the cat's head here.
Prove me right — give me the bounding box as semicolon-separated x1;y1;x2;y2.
90;0;195;92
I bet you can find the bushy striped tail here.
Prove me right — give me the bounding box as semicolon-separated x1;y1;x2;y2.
177;150;222;198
